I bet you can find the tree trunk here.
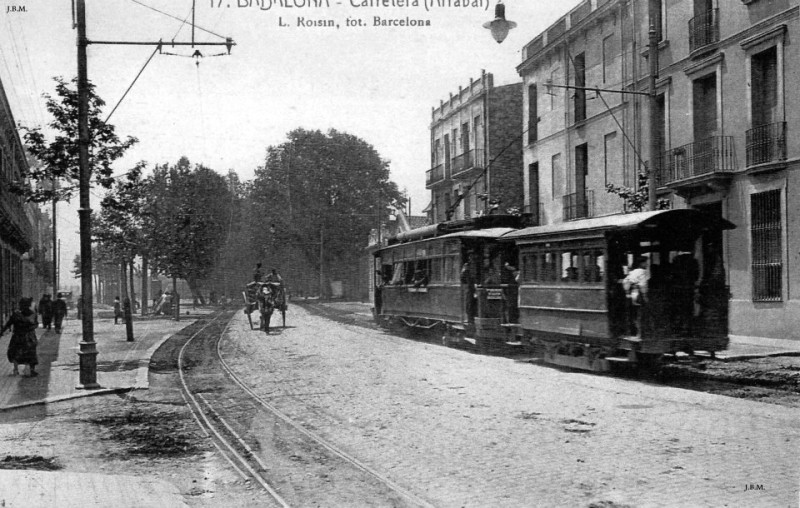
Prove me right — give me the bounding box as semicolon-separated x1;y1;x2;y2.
120;262;134;342
129;260;136;313
141;256;149;316
172;276;180;321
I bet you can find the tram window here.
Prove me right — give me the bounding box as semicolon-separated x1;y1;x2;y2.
543;252;558;282
380;264;393;285
562;251;579;282
583;250;604;283
430;257;442;282
443;256;455;282
521;253;539;282
404;261;416;284
390;263;405;285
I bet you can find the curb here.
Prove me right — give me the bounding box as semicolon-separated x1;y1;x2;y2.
0;329;189;413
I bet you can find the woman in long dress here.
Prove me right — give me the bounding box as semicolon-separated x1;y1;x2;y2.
0;297;39;377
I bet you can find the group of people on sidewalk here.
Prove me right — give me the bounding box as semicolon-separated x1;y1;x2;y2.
0;293;69;378
36;293;69;333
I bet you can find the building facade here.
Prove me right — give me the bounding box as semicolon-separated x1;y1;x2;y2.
0;78;48;320
517;0;800;341
427;71;524;223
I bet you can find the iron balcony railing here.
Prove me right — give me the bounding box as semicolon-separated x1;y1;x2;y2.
689;9;719;53
426;163;445;186
522;203;542;226
0;172;31;240
657;136;736;185
451;148;485;177
746;122;786;167
562;190;594;221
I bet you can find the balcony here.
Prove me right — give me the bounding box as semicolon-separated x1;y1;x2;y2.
522;203;542;227
426;163;445;187
451;148;485;179
657;136;735;197
689;9;719;55
563;190;594;221
746;122;786;169
0;173;32;251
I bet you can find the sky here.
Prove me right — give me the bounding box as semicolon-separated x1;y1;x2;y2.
0;0;580;287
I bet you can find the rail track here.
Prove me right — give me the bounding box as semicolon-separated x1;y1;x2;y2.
173;311;433;508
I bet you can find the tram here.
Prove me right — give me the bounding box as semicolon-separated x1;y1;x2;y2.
371;214;522;350
370;209;736;371
503;208;735;370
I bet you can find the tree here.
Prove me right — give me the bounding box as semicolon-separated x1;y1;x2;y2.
605;169;670;213
93;162;148;264
144;157;232;301
248;128;405;297
16;77;138;203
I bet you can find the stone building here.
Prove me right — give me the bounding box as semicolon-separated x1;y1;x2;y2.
517;0;800;341
427;71;524;223
0;77;48;320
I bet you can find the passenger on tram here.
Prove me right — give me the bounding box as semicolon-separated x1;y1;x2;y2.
622;256;649;338
461;255;477;324
412;268;428;288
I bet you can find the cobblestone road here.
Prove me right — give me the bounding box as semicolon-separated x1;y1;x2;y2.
221;306;799;507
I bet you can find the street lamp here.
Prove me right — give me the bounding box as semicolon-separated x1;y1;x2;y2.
483;1;517;44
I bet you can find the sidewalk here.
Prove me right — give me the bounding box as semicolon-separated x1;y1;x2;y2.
0;310;208;410
0;309;213;507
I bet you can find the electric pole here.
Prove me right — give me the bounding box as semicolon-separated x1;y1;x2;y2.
76;0;99;389
647;0;660;211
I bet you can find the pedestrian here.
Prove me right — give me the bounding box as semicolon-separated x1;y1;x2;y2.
53;293;68;333
114;296;122;324
622;255;650;337
38;294;53;330
76;295;83;320
0;297;39;377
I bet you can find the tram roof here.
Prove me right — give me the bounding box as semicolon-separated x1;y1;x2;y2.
501;209;735;242
438;227;520;240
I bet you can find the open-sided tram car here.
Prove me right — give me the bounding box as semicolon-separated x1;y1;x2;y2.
502;209;736;370
371;215;522;350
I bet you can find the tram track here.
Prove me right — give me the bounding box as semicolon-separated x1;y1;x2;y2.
172;311;432;508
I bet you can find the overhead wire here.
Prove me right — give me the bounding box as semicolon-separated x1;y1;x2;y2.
14;17;47;127
127;0;228;40
1;18;38;129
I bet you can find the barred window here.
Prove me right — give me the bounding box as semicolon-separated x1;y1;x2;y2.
751;189;782;301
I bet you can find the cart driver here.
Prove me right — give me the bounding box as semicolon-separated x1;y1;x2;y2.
265;268;283;285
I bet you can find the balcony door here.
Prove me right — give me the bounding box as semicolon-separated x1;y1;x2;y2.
444;134;451;175
751;47;778;127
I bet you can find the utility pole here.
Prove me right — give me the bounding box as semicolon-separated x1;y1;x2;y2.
647;0;660;211
319;227;325;299
51;193;57;294
76;0;99;389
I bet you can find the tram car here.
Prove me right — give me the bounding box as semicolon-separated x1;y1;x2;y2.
371;215;524;350
502;208;736;370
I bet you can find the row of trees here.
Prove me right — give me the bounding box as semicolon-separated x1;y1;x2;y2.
17;78;405;316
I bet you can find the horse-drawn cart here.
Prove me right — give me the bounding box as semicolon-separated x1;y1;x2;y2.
243;281;287;333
